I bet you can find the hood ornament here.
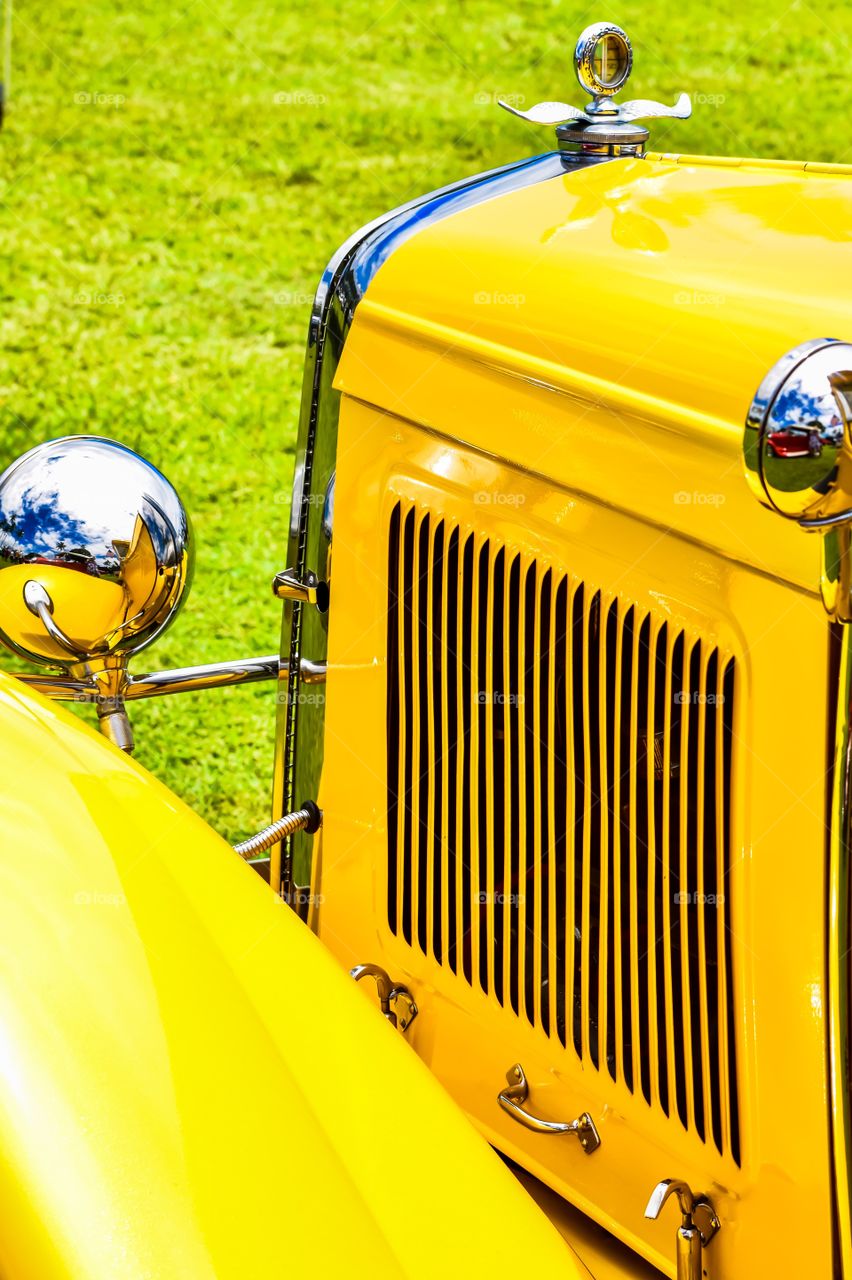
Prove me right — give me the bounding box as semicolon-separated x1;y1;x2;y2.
499;22;691;156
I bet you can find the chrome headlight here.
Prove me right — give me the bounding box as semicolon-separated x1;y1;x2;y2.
744;338;852;524
0;435;193;666
0;436;193;747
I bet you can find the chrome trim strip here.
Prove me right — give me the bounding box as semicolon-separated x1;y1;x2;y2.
272;148;575;899
829;626;852;1277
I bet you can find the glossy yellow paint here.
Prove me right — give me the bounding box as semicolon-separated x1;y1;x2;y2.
0;671;577;1279
511;1165;662;1280
314;155;852;1276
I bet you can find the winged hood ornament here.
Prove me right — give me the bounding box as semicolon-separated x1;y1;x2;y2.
498;22;692;151
499;93;693;128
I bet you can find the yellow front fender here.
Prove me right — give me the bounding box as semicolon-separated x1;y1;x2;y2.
0;674;576;1279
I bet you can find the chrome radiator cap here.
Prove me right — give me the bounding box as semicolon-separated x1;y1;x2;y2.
498;21;692;156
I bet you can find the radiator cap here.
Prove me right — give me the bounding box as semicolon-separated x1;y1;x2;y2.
498;21;691;156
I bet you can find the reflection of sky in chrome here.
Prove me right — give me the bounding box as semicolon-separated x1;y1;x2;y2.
0;441;184;568
771;382;843;434
0;490;117;561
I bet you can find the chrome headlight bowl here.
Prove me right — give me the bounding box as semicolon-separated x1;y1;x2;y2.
0;436;193;669
744;338;852;524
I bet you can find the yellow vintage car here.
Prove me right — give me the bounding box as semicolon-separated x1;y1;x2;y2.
0;20;850;1280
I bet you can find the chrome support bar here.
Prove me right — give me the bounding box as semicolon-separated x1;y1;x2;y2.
126;655;280;699
13;655;327;703
11;672;94;702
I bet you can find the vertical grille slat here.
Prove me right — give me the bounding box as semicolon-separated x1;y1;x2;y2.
530;563;545;1032
424;517;439;963
570;583;585;1058
636;612;652;1106
696;644;714;1148
660;624;677;1115
483;545;498;993
523;562;541;1028
603;599;618;1082
415;513;430;957
438;522;451;968
500;552;515;1009
595;595;610;1077
513;560;524;1020
460;533;474;985
687;640;706;1140
611;600;626;1081
468;535;481;993
386;502;741;1164
580;589;594;1066
626;607;641;1096
482;542;497;997
722;658;740;1166
387;504;402;937
553;577;570;1049
400;507;416;945
678;637;698;1136
669;630;688;1124
653;622;671;1118
645;615;662;1113
508;554;522;1015
703;648;722;1151
713;646;731;1152
545;571;559;1041
448;526;462;976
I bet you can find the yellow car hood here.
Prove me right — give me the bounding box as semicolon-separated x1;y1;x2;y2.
337;154;852;595
342;153;852;434
0;673;574;1279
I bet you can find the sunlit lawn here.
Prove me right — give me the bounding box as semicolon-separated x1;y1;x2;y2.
1;0;850;841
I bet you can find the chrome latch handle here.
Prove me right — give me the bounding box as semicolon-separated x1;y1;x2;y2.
497;1063;601;1153
272;567;329;612
351;963;418;1032
645;1179;720;1280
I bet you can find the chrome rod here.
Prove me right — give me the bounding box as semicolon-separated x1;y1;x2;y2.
126;655;280;699
298;657;327;685
13;674;94;702
13;656;327;703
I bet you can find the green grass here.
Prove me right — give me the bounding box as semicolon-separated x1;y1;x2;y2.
1;0;851;842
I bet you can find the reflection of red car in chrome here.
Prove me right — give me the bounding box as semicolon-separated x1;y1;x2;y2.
766;427;823;458
27;554;100;576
